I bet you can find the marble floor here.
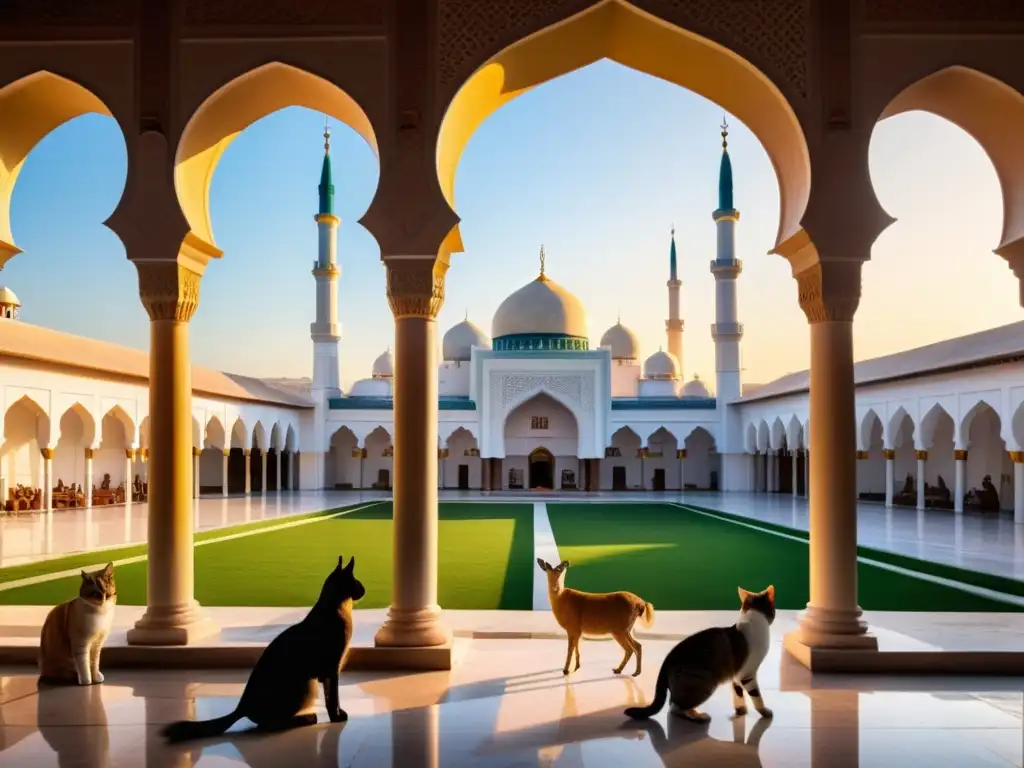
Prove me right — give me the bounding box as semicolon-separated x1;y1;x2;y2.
1;625;1022;766
3;490;1021;582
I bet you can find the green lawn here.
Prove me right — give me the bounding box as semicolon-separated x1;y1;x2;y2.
0;501;534;610
547;502;1024;612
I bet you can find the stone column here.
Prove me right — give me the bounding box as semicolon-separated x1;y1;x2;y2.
375;258;449;649
766;451;776;493
493;458;503;491
639;449;647;490
1012;452;1024;524
792;451;800;498
40;448;54;512
243;450;252;494
915;450;927;511
748;452;757;492
260;452;268;495
125;449;135;512
84;448;94;509
127;260;216;645
358;448;365;490
678;449;687;491
954;450;967;513
855;450;868;501
883;449;895;508
787;261;876;653
804;450;810;498
481;458;490;491
438;448;447;489
221;450;229;497
192;448;201;498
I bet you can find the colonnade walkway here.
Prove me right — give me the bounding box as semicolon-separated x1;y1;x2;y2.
1;490;1019;582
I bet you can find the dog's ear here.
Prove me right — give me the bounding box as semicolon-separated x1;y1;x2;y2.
536;558;549;571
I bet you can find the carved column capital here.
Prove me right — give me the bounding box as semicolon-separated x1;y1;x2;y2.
40;448;54;460
222;449;231;458
794;261;862;323
915;450;928;461
954;449;968;461
385;258;447;319
84;448;95;460
855;450;869;460
882;449;895;460
193;447;202;457
135;261;202;322
243;449;251;457
126;449;136;460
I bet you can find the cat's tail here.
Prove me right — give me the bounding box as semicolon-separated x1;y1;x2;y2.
624;659;669;720
161;710;243;743
638;602;655;629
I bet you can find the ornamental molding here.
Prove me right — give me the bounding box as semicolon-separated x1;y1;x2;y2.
436;0;808;100
492;371;596;418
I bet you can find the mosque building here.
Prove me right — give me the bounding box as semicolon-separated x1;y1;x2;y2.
1;123;1022;518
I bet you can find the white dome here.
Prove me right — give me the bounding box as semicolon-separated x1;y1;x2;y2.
0;286;20;307
492;254;587;342
350;378;392;397
682;374;711;397
644;349;680;380
442;318;491;362
371;348;394;379
600;321;639;360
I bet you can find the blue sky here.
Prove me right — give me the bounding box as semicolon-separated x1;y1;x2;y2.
6;59;1019;391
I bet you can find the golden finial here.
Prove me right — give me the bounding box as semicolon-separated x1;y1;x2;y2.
464;308;468;321
617;309;622;324
721;116;729;151
539;245;546;279
324;116;331;154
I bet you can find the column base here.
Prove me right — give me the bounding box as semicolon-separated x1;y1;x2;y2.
374;605;450;648
788;605;878;650
126;602;220;647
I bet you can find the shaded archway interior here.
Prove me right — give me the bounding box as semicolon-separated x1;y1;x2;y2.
174;61;380;250
436;0;810;260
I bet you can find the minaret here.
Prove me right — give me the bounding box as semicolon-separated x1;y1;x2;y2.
310;120;342;399
711;118;743;402
711;119;746;489
665;227;684;375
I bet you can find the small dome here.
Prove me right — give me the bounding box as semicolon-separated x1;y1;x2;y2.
682;374;711;398
443;318;491;362
644;349;680;380
350;378;391;397
0;286;20;307
492;248;588;345
600;321;639;361
372;348;394;379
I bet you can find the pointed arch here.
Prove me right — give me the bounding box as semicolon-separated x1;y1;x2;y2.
229;417;249;449
610;425;642;448
0;71;123;267
436;0;810;263
252;420;268;451
859;409;883;453
192;415;202;448
102;405;136;447
3;394;51;449
919;403;954;450
58;402;97;448
879;66;1024;253
745;422;758;454
961;400;1002;449
285;424;297;452
175;61;379;250
204;415;226;450
786;414;803;451
270;421;284;451
756;420;770;453
885;407;914;449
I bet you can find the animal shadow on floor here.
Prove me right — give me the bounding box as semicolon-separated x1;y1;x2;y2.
167;721;344;768
619;711;773;767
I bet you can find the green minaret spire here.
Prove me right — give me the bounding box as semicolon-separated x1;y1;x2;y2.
718;117;734;213
318;119;335;216
669;225;678;281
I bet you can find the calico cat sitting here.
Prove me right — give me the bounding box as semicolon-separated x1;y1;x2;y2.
162;555;365;743
625;586;775;723
39;563;117;686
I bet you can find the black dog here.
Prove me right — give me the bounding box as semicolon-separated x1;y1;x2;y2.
162;555;365;742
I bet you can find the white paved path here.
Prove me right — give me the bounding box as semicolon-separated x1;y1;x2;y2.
532;502;561;610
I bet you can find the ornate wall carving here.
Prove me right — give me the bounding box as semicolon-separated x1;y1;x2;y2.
182;0;384;28
865;0;1024;24
436;0;808;99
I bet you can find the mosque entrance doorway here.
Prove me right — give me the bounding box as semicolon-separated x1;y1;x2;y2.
612;466;627;491
652;468;666;491
457;464;470;490
529;448;555;490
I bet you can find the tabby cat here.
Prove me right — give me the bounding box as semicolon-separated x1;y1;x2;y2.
162;555;365;743
625;585;775;723
38;563;117;686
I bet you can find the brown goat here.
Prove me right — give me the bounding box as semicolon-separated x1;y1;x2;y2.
537;558;655;677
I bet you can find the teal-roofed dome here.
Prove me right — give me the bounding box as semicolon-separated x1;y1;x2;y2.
491;247;589;352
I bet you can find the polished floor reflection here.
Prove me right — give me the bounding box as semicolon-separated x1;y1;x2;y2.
0;635;1021;766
